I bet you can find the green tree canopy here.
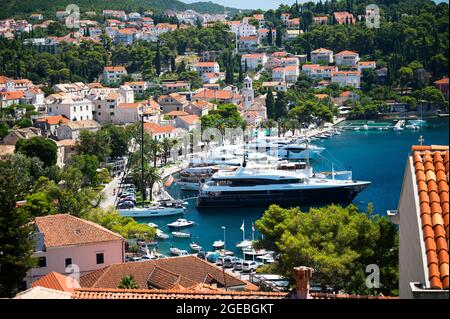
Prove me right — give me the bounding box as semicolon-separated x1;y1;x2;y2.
256;204;398;296
15;136;58;167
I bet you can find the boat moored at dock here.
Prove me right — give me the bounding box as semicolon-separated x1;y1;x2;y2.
196;166;370;208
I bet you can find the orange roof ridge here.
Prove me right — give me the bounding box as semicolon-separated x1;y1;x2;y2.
412;147;449;290
412;145;449;152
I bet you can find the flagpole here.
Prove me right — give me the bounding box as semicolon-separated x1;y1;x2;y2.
252;222;255;262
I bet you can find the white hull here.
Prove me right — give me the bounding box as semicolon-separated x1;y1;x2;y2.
118;207;185;218
172;232;191;238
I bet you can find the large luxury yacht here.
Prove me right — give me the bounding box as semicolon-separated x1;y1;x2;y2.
196;165;370;208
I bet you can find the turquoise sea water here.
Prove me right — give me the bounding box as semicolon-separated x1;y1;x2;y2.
138;117;449;257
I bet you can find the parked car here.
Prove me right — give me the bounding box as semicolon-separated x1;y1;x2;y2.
223;256;240;268
206;252;220;263
242;261;258;272
197;251;207;260
215;256;226;267
117;201;135;209
118;198;136;205
233;260;245;271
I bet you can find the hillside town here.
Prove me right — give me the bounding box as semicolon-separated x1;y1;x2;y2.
0;0;448;304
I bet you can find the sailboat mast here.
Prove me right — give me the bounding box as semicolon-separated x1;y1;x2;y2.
141;114;145;207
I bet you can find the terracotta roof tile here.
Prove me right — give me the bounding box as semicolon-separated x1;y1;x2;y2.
36;115;70;125
32;271;80;292
412;146;449;290
73;287;287;299
35;214;124;248
80;256;254;291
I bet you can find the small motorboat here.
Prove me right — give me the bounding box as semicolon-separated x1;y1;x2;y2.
169;247;189;256
236;240;253;249
406;124;419;130
147;223;158;228
212;240;225;249
167;218;195;228
242;248;268;256
172;231;191;238
190;242;202;252
156;229;169;240
256;252;275;262
216;249;234;256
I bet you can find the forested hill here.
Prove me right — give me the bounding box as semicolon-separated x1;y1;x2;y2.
0;0;245;19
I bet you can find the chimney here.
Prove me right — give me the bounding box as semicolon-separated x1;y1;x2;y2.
293;266;314;299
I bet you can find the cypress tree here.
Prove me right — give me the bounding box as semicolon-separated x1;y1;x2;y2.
266;89;275;119
155;43;161;76
267;27;273;46
170;56;176;72
274;91;287;119
275;27;283;47
238;59;244;83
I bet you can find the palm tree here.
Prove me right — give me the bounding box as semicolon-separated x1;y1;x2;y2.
118;275;139;289
161;137;176;166
132;164;161;201
148;138;161;168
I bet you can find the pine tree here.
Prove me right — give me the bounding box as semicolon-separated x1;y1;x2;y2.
0;161;36;297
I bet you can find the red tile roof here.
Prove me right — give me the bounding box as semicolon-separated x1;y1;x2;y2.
104;66;127;72
0;75;10;84
336;50;358;56
0;91;24;100
434;77;449;85
411;145;449;289
35;214;124;248
32;271;80;292
36;115;69;125
178;115;200;125
311;48;333;54
79;256;256;291
117;102;141;109
193;89;240;101
165;110;189;117
144;123;175;135
73;286;287;299
195;62;219;67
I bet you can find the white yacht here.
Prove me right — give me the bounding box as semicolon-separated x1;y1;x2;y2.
177;165;238;191
212;240;225;249
196;165;370;208
167;218;195;228
246;138;324;160
118;201;186;218
277;143;325;160
156;229;169;240
171;231;191;238
190;243;202;252
169;247;189;256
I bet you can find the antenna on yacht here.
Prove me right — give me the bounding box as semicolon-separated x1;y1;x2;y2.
418;105;424;146
243;133;248;167
305;134;310;168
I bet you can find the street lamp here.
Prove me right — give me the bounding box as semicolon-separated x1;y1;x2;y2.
222;226;226;251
